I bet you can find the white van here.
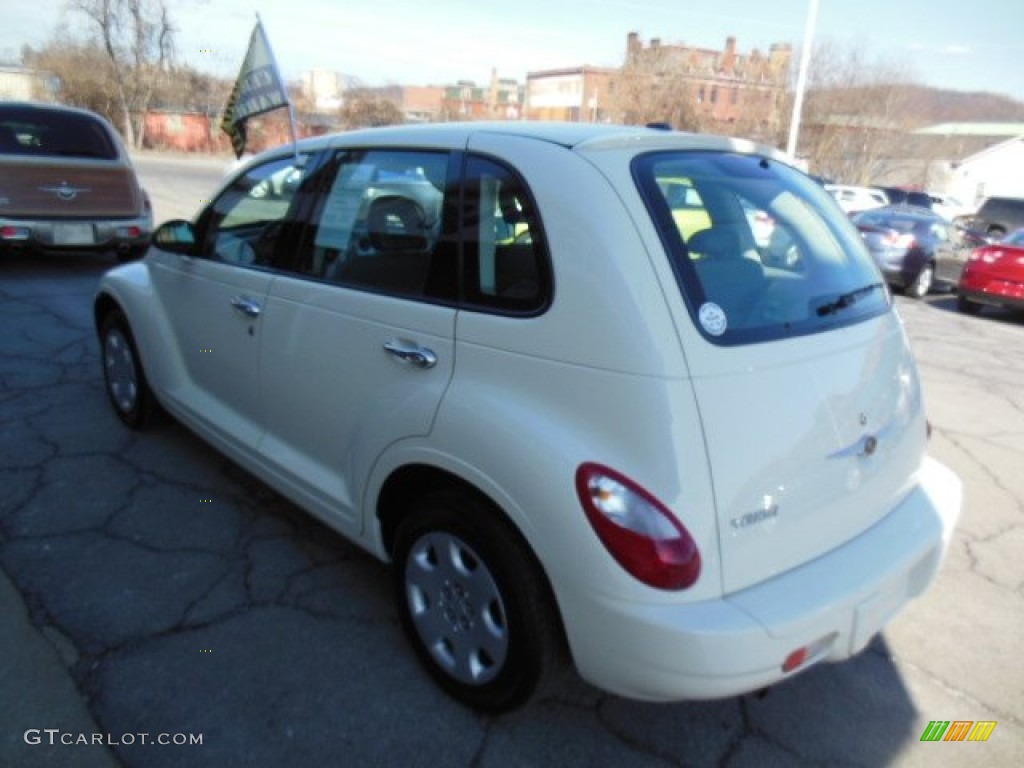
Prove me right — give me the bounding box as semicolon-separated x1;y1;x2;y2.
825;183;889;214
94;122;961;711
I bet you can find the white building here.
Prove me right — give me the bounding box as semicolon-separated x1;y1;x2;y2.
0;66;49;101
303;68;345;112
922;124;1024;206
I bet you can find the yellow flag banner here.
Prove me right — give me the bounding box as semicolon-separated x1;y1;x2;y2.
220;20;290;158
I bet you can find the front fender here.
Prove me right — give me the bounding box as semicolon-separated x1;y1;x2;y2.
94;258;188;408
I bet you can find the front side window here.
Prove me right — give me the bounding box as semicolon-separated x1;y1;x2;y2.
635;151;889;344
199;154;309;267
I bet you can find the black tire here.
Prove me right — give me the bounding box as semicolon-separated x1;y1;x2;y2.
957;295;982;315
392;489;560;712
906;263;934;299
99;310;155;429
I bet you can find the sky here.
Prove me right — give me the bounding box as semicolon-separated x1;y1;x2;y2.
4;0;1024;101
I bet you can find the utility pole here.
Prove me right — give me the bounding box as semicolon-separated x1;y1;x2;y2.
786;0;819;160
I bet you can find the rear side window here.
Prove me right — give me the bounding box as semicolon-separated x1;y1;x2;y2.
460;155;550;314
0;106;118;159
635;152;889;344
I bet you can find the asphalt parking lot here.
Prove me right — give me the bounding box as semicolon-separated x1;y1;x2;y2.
1;153;1021;767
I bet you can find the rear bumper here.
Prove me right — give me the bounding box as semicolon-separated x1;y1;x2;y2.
559;456;961;702
1;214;153;254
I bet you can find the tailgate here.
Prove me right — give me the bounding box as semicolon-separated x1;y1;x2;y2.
0;159;142;217
692;313;929;594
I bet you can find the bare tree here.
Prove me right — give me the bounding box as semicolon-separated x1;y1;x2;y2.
795;39;927;184
69;0;175;148
339;89;405;129
612;43;704;130
24;34;119;116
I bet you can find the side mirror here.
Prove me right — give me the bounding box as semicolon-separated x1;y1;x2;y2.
153;219;197;255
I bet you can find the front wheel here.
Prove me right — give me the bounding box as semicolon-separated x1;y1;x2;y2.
100;310;155;429
392;490;560;712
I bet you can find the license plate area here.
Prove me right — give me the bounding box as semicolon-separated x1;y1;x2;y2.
53;223;95;245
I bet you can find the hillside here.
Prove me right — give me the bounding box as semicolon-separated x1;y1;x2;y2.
897;85;1024;123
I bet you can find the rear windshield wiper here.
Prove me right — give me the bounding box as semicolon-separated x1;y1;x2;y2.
815;282;885;317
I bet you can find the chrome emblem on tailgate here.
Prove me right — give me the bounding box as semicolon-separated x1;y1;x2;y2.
39;181;90;202
828;414;896;460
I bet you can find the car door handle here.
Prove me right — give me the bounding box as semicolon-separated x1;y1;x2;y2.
230;296;262;318
383;340;437;369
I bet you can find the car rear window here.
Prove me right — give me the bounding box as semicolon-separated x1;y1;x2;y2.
635;151;889;344
854;212;922;232
0;106;118;160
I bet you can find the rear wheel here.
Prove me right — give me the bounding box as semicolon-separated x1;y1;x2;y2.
100;310;154;429
957;295;982;315
392;489;560;712
906;263;934;299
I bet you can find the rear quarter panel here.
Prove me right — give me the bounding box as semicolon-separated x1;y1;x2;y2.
366;134;724;602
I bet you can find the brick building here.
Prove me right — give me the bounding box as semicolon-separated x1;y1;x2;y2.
619;32;791;132
524;67;617;123
439;71;524;121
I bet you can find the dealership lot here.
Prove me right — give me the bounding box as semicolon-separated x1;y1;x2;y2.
1;153;1021;767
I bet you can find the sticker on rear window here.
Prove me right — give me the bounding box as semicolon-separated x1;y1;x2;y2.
699;302;727;336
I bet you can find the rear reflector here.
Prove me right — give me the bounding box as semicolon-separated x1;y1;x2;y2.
782;648;807;673
782;632;838;673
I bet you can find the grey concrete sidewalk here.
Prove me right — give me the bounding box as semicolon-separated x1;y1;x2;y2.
1;568;120;768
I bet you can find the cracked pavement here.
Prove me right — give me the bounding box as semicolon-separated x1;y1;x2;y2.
1;154;1022;767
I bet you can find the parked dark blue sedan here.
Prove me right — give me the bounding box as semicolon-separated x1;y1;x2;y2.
852;206;973;298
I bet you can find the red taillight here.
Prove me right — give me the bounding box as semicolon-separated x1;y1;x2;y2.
882;231;915;249
1;225;30;241
575;463;700;590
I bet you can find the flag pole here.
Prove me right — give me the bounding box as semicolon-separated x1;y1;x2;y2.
256;14;300;160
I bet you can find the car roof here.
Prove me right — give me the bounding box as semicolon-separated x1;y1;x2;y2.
0;100;115;123
855;205;937;220
258;121;792;165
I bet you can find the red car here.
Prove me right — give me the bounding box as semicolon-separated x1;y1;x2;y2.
958;229;1024;315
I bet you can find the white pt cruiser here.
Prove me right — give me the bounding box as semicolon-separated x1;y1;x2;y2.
94;122;962;711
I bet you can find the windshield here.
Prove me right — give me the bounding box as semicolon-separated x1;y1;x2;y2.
634;151;889;344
